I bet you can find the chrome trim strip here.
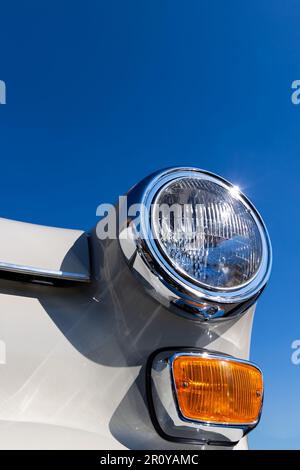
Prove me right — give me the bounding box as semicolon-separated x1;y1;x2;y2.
0;261;90;282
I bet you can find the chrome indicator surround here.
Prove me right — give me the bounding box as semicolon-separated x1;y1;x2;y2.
146;348;264;446
118;167;272;321
0;261;90;282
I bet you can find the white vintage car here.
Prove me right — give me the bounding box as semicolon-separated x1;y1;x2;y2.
0;167;271;450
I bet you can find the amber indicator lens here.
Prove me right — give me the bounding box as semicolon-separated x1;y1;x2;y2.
172;355;263;425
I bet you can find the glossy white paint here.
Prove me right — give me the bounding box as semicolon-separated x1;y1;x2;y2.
0;218;90;281
0;221;256;449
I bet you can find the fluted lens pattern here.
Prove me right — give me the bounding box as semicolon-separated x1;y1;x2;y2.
173;356;263;424
152;178;263;289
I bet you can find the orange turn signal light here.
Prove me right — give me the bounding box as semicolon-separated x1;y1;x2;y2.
172;355;263;425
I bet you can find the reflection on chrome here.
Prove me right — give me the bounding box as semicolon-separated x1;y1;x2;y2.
118;167;272;321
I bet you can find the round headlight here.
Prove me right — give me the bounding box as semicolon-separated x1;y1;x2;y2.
119;167;272;320
151;176;263;291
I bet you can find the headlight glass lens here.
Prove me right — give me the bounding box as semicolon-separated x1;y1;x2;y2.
152;177;263;290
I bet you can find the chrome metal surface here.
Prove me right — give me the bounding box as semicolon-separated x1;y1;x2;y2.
119;167;272;320
0;261;90;282
147;348;263;446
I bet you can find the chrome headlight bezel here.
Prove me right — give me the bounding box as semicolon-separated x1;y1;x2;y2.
118;167;272;321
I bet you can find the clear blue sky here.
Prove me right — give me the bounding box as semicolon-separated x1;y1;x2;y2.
0;0;299;449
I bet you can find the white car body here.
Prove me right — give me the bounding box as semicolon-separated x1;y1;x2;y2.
0;216;254;449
